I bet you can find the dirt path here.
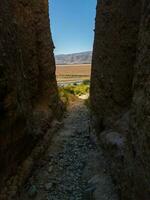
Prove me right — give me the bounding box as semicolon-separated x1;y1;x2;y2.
19;98;118;200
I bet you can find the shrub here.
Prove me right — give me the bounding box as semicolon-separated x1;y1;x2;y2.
58;81;90;104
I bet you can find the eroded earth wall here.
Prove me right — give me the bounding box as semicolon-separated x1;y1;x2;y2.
0;0;62;186
91;0;150;199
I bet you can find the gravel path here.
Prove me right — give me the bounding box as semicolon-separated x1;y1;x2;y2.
19;99;118;200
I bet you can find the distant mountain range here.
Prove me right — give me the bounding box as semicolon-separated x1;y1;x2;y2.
55;51;92;65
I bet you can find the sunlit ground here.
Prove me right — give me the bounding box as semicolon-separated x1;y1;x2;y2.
56;64;91;86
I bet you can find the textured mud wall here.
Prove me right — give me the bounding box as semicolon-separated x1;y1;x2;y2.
126;2;150;199
91;0;150;199
91;0;141;129
0;0;61;185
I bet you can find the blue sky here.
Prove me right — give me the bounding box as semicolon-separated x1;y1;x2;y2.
49;0;97;55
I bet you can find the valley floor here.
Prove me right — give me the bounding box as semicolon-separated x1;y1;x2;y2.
18;98;118;200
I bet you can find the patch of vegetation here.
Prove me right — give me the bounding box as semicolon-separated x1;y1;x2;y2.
59;81;90;96
58;81;90;105
58;87;69;106
82;79;90;85
58;87;76;106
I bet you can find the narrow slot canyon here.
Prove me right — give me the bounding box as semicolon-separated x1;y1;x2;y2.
0;0;149;200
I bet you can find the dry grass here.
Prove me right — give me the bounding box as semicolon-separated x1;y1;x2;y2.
56;64;91;84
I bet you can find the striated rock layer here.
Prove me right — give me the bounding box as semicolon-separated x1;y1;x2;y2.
91;0;150;199
0;0;62;186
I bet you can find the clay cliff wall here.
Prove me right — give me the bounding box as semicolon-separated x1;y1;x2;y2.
91;0;150;199
0;0;62;186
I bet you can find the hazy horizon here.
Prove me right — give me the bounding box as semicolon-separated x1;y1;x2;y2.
55;50;92;56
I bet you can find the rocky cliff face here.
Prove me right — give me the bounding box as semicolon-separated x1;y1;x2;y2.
0;0;62;186
91;0;150;199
